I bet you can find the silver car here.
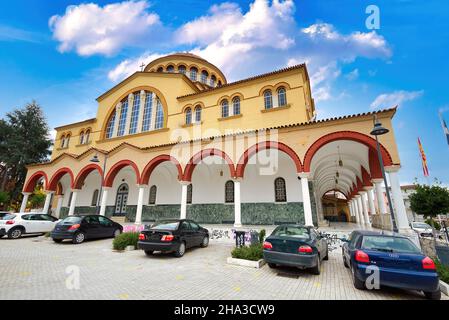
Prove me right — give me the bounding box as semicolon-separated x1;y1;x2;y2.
411;222;434;238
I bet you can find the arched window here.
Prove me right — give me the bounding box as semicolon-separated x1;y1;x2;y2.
84;129;90;144
225;180;234;203
187;184;193;204
154;99;164;129
60;135;66;148
210;75;216;87
166;65;175;73
117;100;128;136
277;87;287;106
157;67;163;72
129;92;141;134
64;134;71;148
185;107;192;125
190;67;198;81
91;189;99;207
201;70;208;84
142;92;153;132
221;100;229;118
264;90;273;109
178;65;186;75
106;113;116;138
194;105;202;123
217;80;222;87
79;131;85;145
232;97;241;116
274;178;287;202
149;185;157;205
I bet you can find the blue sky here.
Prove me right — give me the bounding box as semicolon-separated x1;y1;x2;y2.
0;0;448;185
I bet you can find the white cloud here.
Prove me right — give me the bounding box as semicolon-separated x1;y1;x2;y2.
345;69;359;81
370;90;424;110
49;1;161;56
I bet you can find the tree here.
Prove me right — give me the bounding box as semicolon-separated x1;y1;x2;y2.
0;101;52;203
409;182;449;223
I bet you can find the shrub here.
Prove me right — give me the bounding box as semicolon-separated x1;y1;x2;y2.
425;218;441;231
258;229;266;244
113;232;140;251
435;259;449;284
231;243;263;261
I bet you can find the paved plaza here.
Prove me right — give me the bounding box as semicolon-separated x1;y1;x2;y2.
0;226;445;300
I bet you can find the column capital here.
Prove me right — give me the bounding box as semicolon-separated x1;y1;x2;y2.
364;186;374;191
137;184;148;189
22;192;32;196
371;179;384;184
358;191;367;195
385;165;401;173
179;181;191;186
71;189;81;193
45;191;56;195
354;194;361;198
101;187;112;191
298;172;311;179
232;177;243;183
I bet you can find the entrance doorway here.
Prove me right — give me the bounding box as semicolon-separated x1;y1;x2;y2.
114;183;129;216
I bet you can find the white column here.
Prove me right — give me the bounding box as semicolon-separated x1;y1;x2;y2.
112;103;122;137
373;179;387;215
348;200;353;221
359;191;371;226
353;198;360;224
180;182;188;219
135;185;146;225
136;90;146;134
42;192;54;214
299;173;314;226
355;195;365;225
124;94;134;135
234;180;242;227
365;187;376;217
68;190;78;216
20;192;31;213
55;195;64;218
99;188;110;216
386;167;411;231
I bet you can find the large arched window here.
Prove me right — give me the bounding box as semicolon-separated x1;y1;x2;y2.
277;87;287;106
201;70;208;84
149;185;157;205
194;105;202;123
185;107;192;125
117;100;129;136
155;100;164;129
129;92;141;134
142;92;153;132
274;177;287;202
221;100;229;118
232;97;241;116
157;67;164;72
84;129;90;144
166;65;175;73
106;113;116;139
187;184;193;204
178;65;186;75
225;180;234;203
264;90;273;109
190;67;198;81
91;189;99;207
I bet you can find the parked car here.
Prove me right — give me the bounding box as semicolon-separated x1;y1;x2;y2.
0;211;12;219
0;213;59;239
51;215;123;244
342;230;440;300
138;219;209;258
411;222;434;238
263;225;328;275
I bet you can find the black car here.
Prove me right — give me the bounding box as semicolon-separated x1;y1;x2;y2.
263;225;328;275
138;219;209;258
51;215;123;244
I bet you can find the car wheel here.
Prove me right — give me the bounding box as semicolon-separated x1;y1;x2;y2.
7;227;23;239
113;229;122;238
323;247;329;261
310;256;321;275
144;250;154;256
53;239;63;243
174;242;186;258
268;263;277;269
352;266;365;290
200;236;209;248
424;290;441;300
343;256;349;268
72;232;85;244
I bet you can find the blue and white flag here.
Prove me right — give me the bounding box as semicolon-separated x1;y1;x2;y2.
440;112;449;146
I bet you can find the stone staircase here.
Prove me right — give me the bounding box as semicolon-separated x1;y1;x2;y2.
110;217;126;225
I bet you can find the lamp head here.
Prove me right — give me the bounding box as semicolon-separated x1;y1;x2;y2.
371;121;390;136
90;155;100;163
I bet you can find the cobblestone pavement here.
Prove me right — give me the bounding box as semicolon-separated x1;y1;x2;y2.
0;235;446;300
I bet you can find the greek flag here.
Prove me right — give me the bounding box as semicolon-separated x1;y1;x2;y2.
440;112;449;146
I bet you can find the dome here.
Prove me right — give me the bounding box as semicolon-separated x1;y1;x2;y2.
144;53;227;87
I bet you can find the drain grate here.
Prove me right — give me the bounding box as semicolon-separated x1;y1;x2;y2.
277;272;300;279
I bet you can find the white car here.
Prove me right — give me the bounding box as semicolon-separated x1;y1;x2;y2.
0;213;60;239
410;222;434;238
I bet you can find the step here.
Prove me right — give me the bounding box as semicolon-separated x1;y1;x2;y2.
110;217;127;224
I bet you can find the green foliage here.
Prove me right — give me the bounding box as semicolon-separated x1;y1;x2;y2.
29;188;46;209
0;191;10;206
258;229;266;244
409;182;449;218
231;244;264;261
435;259;449;284
425;218;441;231
113;232;140;251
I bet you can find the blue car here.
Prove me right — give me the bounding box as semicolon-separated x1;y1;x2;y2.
342;230;440;300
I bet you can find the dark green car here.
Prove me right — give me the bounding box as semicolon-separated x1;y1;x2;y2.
263;225;329;275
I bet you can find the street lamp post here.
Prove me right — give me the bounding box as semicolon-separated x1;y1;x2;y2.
90;154;108;215
370;116;398;233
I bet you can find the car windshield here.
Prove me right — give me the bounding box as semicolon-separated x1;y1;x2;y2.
413;223;431;229
1;214;16;220
61;217;82;224
272;226;310;239
151;221;179;230
361;236;421;254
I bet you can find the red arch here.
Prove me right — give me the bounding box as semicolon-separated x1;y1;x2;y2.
361;166;373;187
23;171;48;193
303;131;393;172
48;167;75;191
322;189;349;200
235;141;302;178
74;164;104;190
183;149;236;182
141;155;183;184
104;160;141;187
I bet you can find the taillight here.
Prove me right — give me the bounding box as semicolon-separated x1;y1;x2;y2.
263;241;273;249
161;235;174;242
422;256;436;270
298;245;313;253
355;250;370;263
6;220;15;225
68;224;80;231
139;233;146;241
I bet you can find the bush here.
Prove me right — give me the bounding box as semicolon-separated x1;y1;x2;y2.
425;218;441;231
258;229;266;244
113;232;140;251
231;244;263;261
435;259;449;284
